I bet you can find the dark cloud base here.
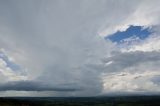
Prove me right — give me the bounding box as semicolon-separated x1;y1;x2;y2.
0;81;81;92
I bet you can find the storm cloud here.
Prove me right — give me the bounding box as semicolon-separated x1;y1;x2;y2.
0;81;81;91
0;0;160;96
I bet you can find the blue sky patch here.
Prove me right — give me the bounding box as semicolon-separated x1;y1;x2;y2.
105;25;152;43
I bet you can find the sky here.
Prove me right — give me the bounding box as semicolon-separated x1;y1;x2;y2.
106;25;152;43
0;0;160;97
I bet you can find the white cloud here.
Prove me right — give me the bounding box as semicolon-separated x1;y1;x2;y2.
0;50;27;82
0;0;160;96
102;70;160;94
120;34;160;52
99;0;160;37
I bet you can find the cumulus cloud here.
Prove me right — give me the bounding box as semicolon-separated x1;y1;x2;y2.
121;34;160;52
102;70;160;94
99;0;160;37
0;0;114;96
0;0;160;96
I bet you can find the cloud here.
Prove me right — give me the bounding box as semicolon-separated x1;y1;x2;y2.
0;0;115;96
0;49;27;82
102;51;160;73
99;0;160;37
0;0;160;96
0;81;81;92
101;50;160;94
102;70;160;94
120;33;160;52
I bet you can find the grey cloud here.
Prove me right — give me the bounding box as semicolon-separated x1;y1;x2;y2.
0;0;115;96
36;64;104;96
103;51;160;72
151;75;160;85
0;81;81;92
0;0;160;96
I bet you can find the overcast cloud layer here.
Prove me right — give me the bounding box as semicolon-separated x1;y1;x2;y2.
0;0;160;97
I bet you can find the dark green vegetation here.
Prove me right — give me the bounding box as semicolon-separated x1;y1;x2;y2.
0;96;160;106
